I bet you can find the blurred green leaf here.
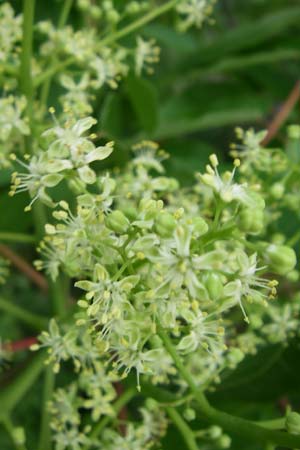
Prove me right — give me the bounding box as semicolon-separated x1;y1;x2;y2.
124;74;158;132
154;107;263;140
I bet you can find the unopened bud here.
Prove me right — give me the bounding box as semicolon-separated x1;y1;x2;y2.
105;210;130;234
155;212;176;237
266;244;297;275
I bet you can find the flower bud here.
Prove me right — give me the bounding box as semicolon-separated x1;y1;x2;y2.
286;411;300;435
192;217;208;236
183;408;196;421
270;182;285;199
12;427;25;445
207;425;222;439
217;435;231;448
155;212;176;237
265;244;297;275
227;348;244;368
288;125;300;139
126;1;141;14
105;210;129;234
238;208;264;234
204;272;224;300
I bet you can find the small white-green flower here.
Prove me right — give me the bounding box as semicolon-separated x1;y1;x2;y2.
198;154;264;209
135;36;160;76
176;0;215;31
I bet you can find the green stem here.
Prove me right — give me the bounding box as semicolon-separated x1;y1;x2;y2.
57;0;73;28
157;323;300;448
0;351;46;417
99;0;180;46
40;0;73;106
1;416;27;450
37;367;55;450
20;0;66;318
83;387;135;450
20;0;35;126
0;297;47;330
255;417;285;430
166;407;199;450
0;232;36;244
287;229;300;247
35;56;76;87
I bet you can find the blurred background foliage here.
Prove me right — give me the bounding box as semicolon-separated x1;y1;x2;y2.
1;1;300;449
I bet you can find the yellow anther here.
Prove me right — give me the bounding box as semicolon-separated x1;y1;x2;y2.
233;158;241;168
209;153;219;167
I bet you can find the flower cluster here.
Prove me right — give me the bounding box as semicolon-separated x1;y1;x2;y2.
25;125;296;398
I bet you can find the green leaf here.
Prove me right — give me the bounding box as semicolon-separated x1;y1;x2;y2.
178;49;300;88
181;6;300;66
124;74;158;132
101;92;125;138
153;108;263;140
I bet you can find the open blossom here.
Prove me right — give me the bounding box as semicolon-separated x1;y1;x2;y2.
224;251;278;322
176;0;215;31
135;37;160;76
197;154;265;209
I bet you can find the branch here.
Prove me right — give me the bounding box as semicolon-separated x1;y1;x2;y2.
0;244;48;292
261;80;300;145
166;407;199;450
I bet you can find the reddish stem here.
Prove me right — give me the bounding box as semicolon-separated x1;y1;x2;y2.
3;337;37;352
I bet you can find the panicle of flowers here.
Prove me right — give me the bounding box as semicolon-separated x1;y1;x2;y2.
33;141;296;394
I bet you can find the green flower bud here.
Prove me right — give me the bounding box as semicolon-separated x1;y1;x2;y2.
123;206;138;221
266;244;297;275
271;233;285;244
238;208;264;234
68;178;87;194
126;1;141;14
106;9;120;23
192;217;208;236
227;348;244;368
12;427;25;445
217;435;231;449
286;269;299;282
288;125;300;139
270;182;285;199
204;272;224;300
155;212;176;237
207;425;222;439
106;210;129;234
286;411;300;435
183;408;196;421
